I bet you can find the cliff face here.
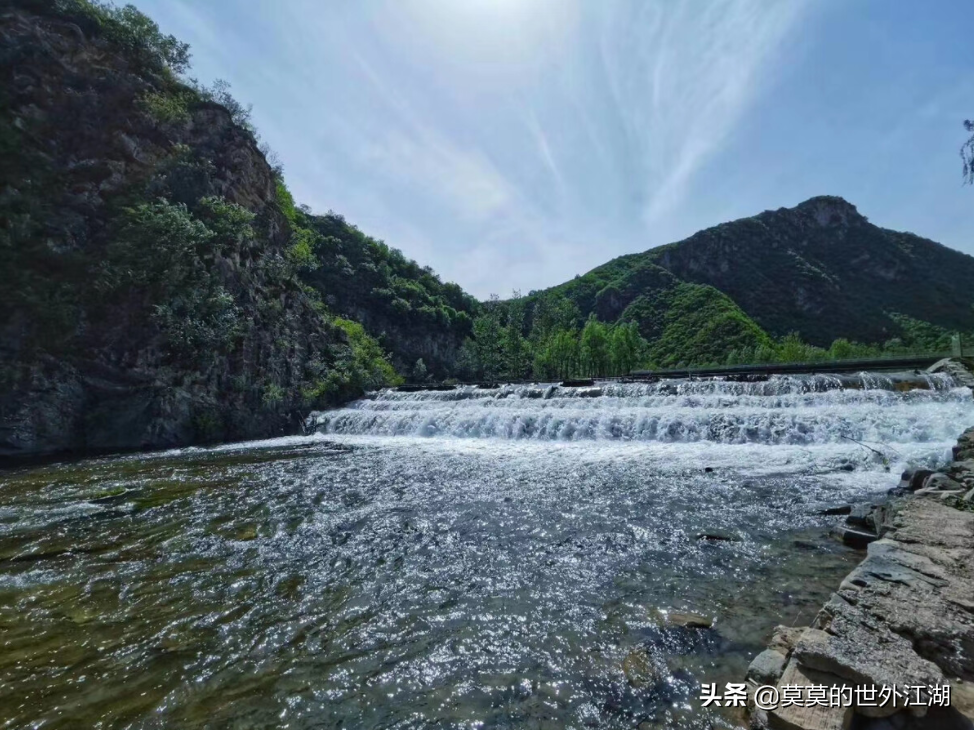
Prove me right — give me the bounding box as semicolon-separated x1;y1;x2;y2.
646;196;974;346
0;4;394;457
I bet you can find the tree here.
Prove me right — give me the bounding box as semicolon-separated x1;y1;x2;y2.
411;358;428;383
548;329;580;380
502;290;531;379
609;322;643;375
579;316;610;377
473;295;504;381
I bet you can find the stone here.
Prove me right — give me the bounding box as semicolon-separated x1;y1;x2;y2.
767;659;853;730
816;504;852;516
792;625;940;718
747;649;787;686
768;625;807;657
663;610;714;629
831;526;878;549
846;503;877;529
922;473;964;491
898;469;934;492
946;461;974;483
621;646;661;688
696;531;737;542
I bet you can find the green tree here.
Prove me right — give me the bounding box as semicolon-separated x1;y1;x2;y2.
548;329;580;380
579;316;610;377
473;295;505;381
411;358;428;383
609;322;643;375
503;290;531;379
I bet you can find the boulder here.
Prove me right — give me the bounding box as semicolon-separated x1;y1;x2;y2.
898;468;934;492
923;473;965;491
747;649;787;686
831;526;878;549
768;625;807;657
816;504;853;516
767;659;853;730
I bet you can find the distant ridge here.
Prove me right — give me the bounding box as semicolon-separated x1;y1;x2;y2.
531;196;974;357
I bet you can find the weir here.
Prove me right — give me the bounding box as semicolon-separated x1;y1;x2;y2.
306;371;965;446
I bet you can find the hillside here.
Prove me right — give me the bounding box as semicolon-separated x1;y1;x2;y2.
0;0;473;456
520;196;974;366
300;213;479;379
645;196;974;346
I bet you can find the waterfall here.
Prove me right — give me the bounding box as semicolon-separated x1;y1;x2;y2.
306;372;969;446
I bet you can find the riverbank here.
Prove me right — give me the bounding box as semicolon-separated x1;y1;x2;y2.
746;427;974;730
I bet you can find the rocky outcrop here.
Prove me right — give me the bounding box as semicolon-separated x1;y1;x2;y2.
0;3;387;458
746;431;974;730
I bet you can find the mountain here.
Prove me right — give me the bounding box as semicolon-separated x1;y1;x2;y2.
0;0;476;457
300;213;479;379
527;196;974;362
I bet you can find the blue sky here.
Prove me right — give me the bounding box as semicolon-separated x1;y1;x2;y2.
137;0;974;299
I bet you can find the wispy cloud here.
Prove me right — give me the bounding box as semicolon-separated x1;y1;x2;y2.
593;0;808;226
142;0;818;297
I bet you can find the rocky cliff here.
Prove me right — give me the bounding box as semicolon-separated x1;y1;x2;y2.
0;1;399;457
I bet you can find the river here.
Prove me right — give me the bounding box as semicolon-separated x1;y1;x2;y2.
0;373;970;729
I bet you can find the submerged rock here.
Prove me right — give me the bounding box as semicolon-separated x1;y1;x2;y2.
621;646;663;688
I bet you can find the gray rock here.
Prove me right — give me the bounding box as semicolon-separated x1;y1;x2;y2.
898;468;934;492
831;525;878;549
815;504;853;516
746;649;787;686
923;473;964;491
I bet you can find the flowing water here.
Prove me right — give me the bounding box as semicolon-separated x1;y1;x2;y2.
0;373;970;729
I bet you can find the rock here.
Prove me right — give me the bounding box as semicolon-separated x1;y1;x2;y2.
946;461;974;487
767;659;853;730
696;531;737;542
815;504;852;516
792;626;940;718
923;473;964;491
747;649;787;686
662;610;714;629
963;488;974;503
768;625;806;656
846;503;878;529
831;525;878;549
621;646;661;688
898;468;934;492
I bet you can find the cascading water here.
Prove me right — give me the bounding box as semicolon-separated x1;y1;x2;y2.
0;371;970;729
309;372;964;452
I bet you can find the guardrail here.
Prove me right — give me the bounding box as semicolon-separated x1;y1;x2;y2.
629;353;954;380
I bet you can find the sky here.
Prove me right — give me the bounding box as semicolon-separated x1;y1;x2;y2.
136;0;974;299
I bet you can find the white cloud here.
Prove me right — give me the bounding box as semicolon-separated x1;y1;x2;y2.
594;0;808;225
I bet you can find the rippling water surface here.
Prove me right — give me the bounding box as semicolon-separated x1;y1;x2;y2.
1;373;970;729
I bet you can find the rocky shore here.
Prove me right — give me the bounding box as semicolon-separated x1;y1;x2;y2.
746;425;974;729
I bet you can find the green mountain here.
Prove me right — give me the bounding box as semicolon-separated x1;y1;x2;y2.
300;213;479;379
644;196;974;346
523;196;974;367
